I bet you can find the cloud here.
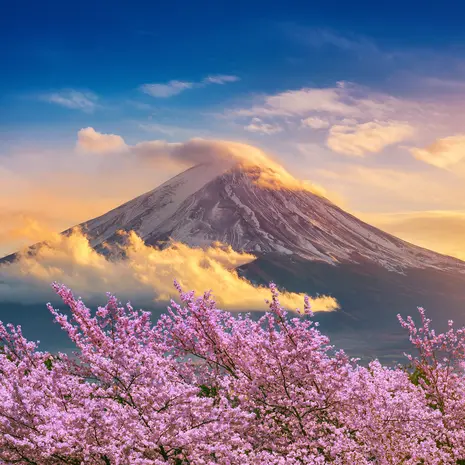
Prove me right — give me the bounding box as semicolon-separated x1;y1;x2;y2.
310;164;465;213
76;127;128;154
410;134;465;168
40;90;98;112
0;212;59;258
281;25;381;57
244;118;283;135
140;80;194;98
358;210;465;261
234;85;359;118
0;229;338;312
300;116;330;129
203;74;240;84
141;74;239;98
73;129;330;195
327;120;414;156
228;82;427;149
128;137;330;195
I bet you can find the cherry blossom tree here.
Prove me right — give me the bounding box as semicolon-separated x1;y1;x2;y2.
0;281;464;464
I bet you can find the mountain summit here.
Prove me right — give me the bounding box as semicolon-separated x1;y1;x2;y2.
78;161;464;274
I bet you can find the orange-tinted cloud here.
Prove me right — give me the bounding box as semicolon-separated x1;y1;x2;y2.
75;130;332;197
410;134;465;169
0;229;338;312
358;210;465;261
327;120;414;156
77;127;128;154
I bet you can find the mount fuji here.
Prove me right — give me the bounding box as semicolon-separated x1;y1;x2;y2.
68;161;464;274
2;159;465;360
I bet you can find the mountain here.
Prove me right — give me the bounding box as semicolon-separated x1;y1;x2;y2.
3;160;465;361
76;161;463;273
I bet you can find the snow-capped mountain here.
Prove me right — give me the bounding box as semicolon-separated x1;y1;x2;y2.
2;160;465;361
78;161;464;274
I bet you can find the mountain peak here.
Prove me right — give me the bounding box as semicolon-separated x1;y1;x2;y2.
75;161;465;274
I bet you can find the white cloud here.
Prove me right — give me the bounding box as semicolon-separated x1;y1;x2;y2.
410;134;465;168
327;120;414;157
235;86;359;118
141;74;239;98
40;90;98;112
76;127;128;154
203;74;240;84
244;117;283;135
140;80;193;98
300;116;330;129
228;82;426;129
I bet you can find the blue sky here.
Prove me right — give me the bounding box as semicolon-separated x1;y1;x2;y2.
3;0;465;262
4;0;465;129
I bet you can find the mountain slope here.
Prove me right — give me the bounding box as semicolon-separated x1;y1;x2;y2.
78;162;465;274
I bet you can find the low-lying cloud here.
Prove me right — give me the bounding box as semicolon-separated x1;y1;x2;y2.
0;229;338;312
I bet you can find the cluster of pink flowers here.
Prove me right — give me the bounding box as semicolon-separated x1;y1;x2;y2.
1;282;465;464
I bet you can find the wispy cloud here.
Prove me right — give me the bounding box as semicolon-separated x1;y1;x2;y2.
327;121;414;157
284;25;381;57
40;90;99;112
300;116;330;129
140;80;194;98
244;117;283;135
410;135;465;169
140;74;240;98
357;210;465;261
203;74;240;84
232;84;359;118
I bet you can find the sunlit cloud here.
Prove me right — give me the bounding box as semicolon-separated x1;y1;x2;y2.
410;134;465;168
39;90;99;112
310;164;465;213
77;127;128;154
327;120;414;156
233;85;359;118
0;212;59;258
74;129;332;196
358;210;465;261
0;229;338;312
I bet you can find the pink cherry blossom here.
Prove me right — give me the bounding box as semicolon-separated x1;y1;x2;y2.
0;281;464;464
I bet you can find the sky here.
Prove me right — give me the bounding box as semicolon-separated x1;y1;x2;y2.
3;0;465;267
